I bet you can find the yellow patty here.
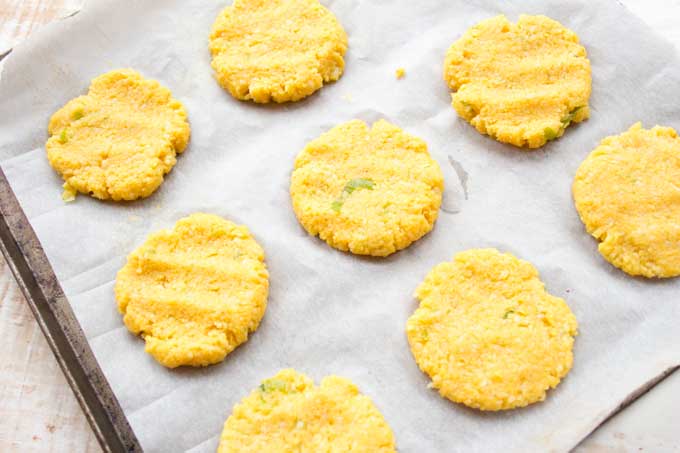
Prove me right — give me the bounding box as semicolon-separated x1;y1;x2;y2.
573;123;680;278
217;369;396;453
290;119;444;257
114;213;268;368
407;249;578;411
443;15;591;148
209;0;347;103
46;69;190;201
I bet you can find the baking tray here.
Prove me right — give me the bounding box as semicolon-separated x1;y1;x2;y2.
1;1;679;451
2;155;678;453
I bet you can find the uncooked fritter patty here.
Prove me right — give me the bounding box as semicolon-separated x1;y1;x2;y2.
290;119;443;257
209;0;347;103
217;369;396;453
47;69;189;201
407;248;578;410
115;213;269;368
443;15;591;148
573;123;680;278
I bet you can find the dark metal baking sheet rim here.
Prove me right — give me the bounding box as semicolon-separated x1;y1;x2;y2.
0;168;141;453
0;167;677;453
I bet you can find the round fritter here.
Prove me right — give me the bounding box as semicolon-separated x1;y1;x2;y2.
406;249;578;411
217;369;396;453
573;123;680;278
114;213;269;368
443;15;591;148
290;119;444;257
46;69;190;201
209;0;347;103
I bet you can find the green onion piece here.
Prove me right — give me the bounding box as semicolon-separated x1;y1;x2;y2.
503;310;515;319
259;378;288;393
344;178;375;194
61;182;76;202
58;129;69;144
331;178;375;212
544;127;558;141
561;106;584;126
71;108;84;120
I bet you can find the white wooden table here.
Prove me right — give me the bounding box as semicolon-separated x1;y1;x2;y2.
0;1;678;451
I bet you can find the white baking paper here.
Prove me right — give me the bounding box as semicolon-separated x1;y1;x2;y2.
1;0;679;451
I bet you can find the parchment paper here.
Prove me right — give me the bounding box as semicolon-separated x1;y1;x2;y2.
1;0;679;451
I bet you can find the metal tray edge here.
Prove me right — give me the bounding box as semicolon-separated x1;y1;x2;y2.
0;168;141;453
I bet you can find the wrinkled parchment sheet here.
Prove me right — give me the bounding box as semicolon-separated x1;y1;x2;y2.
1;0;679;451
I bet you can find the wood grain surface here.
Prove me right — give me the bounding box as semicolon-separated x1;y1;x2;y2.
0;0;78;54
0;260;100;452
